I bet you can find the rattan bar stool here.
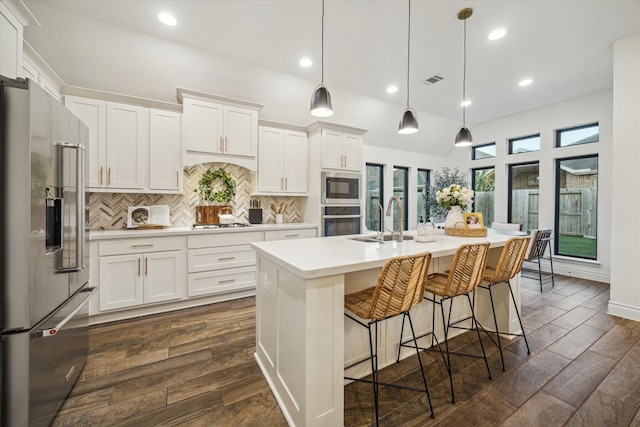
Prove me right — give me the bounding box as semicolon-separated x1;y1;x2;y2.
399;242;491;404
478;236;531;371
344;252;434;425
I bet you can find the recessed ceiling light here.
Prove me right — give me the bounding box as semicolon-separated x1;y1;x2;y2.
519;78;533;87
488;28;506;41
386;85;398;94
299;58;312;68
460;99;471;107
158;12;177;26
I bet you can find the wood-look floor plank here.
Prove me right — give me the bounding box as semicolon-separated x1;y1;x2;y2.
51;277;640;427
500;390;575;427
543;350;617;408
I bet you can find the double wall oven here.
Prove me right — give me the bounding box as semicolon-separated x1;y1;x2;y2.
321;171;362;236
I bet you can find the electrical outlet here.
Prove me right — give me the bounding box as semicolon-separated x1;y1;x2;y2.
263;273;269;291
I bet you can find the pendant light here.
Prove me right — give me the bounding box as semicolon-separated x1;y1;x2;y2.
454;7;473;147
398;0;418;134
310;0;333;117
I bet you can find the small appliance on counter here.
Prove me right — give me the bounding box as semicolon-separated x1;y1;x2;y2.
249;199;262;224
127;205;170;229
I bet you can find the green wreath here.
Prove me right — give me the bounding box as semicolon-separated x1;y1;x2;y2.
194;168;236;203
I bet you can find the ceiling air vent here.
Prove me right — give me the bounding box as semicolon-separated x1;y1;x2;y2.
424;74;444;85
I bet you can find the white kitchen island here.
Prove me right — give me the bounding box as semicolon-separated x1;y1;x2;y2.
251;230;524;427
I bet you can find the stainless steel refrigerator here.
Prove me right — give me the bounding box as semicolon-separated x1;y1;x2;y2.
0;76;94;426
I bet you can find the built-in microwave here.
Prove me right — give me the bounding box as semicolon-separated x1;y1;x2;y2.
321;171;361;204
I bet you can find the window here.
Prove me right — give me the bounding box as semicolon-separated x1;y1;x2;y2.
556;123;599;147
365;163;384;232
555;155;598;259
472;143;496;160
417;169;430;223
509;134;540;154
472;167;495;227
508;162;539;233
393;166;408;231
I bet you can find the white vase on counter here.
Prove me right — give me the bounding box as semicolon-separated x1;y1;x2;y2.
444;205;464;228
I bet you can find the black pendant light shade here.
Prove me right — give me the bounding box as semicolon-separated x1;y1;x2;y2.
310;83;333;117
398;107;418;134
455;7;473;147
310;0;333;117
454;126;473;146
398;0;418;134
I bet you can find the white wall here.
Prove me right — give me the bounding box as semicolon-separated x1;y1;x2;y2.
447;90;613;284
363;145;448;231
609;32;640;321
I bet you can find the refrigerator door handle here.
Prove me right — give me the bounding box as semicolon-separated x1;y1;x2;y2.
41;288;95;337
55;141;86;272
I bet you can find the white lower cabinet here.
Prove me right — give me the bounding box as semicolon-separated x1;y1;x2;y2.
99;237;184;311
187;232;264;298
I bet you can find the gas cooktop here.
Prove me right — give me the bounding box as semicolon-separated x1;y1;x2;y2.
192;223;251;229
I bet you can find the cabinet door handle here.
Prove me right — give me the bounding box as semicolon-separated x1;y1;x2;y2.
176;170;179;187
225;136;228;153
138;258;141;276
219;279;236;284
285;177;288;190
107;167;111;186
145;257;148;276
218;256;236;261
286;234;299;238
99;166;103;185
131;244;154;248
219;136;224;152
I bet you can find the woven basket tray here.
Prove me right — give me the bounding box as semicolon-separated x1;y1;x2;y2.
444;222;488;237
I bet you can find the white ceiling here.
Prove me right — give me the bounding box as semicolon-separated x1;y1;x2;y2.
21;0;640;155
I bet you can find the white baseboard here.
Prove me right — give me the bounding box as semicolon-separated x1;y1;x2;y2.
608;300;640;322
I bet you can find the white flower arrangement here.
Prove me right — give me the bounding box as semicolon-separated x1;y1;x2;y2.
436;184;474;211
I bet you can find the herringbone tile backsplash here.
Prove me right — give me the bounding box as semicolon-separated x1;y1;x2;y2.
88;163;304;230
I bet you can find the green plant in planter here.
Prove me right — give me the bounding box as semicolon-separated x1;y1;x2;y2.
194;168;236;203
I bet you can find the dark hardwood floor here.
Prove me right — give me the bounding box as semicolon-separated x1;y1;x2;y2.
52;274;640;426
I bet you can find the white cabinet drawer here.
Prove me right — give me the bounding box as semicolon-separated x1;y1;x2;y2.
188;245;255;272
264;228;317;241
188;231;264;249
100;236;186;256
188;266;256;297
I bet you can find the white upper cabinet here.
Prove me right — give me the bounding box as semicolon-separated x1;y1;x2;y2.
65;95;182;193
149;109;182;191
321;128;363;172
1;0;37;79
106;102;149;190
178;88;263;170
65;96;107;188
255;125;308;195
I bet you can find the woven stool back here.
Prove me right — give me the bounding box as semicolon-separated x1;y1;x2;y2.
438;242;490;297
363;252;432;321
484;237;531;283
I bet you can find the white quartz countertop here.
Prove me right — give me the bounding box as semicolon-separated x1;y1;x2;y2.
251;229;519;279
90;223;318;240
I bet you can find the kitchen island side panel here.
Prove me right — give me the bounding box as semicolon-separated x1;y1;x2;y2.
255;253;344;427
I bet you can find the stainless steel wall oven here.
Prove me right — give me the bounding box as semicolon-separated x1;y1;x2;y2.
322;205;362;237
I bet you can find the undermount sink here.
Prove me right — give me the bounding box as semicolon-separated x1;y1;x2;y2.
348;234;414;243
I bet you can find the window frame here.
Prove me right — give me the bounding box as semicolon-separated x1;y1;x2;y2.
507;161;540;229
471;166;495;227
417;168;431;223
553;154;598;260
555;122;599;148
472;142;496;160
365;163;384;232
508;133;541;155
393;165;409;231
